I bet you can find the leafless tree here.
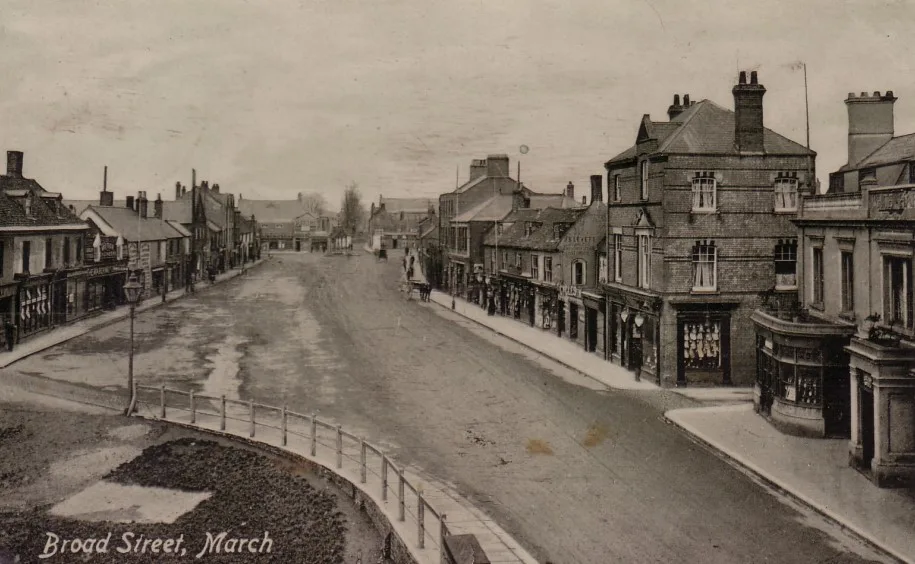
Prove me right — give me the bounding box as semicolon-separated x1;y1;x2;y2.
339;182;364;235
297;192;328;216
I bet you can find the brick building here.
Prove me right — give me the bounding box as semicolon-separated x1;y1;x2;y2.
368;196;436;252
753;89;915;487
603;72;816;387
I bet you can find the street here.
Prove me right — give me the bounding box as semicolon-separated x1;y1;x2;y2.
10;251;893;564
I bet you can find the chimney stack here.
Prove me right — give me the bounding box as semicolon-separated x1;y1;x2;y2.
469;159;487;181
668;94;685;120
175;181;182;200
100;165;114;206
486;154;510;178
566;181;575;200
845;90;897;167
6;151;23;178
512;188;528;211
212;183;220;194
138;191;149;219
154;193;163;219
732;70;766;153
182;186;187;196
590;174;603;203
126;195;135;210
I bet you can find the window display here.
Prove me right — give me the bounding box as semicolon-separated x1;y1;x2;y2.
683;321;721;370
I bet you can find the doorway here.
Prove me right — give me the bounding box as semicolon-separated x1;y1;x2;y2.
860;379;875;470
585;308;598;352
569;303;578;340
295;241;301;252
557;301;565;337
628;321;643;372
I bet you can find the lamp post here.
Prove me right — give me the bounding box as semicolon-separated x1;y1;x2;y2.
123;273;142;414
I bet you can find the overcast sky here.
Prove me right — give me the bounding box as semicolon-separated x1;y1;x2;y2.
1;0;912;208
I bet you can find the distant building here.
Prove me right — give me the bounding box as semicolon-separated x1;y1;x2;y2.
238;196;323;252
603;72;816;388
368;196;436;252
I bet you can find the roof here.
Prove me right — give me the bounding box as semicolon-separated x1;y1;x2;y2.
606;99;814;166
529;193;581;209
419;224;438;239
166;220;191;237
0;176;88;230
238;199;320;223
484;207;587;250
452;195;514;223
161;200;192;224
81;206;184;242
375;197;437;215
846;133;915;170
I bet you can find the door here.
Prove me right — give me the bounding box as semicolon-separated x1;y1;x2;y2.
569;303;578;340
295;241;301;252
557;301;565;337
586;308;598;352
860;383;875;470
757;338;774;416
824;364;851;438
628;322;643;372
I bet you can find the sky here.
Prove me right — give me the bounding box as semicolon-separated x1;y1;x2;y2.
1;0;913;209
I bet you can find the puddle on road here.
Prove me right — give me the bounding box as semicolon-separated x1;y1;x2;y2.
201;335;247;400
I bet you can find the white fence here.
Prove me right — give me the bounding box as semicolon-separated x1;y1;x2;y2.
134;384;452;561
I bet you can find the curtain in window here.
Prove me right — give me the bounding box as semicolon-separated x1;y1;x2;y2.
692;178;715;209
775;179;798;209
693;246;715;288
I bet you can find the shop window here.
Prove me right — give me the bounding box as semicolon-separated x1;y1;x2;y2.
841;251;854;312
692;240;717;292
811;247;824;306
775;239;798;289
774;175;799;211
691;173;716;211
683;321;721;370
884;255;913;329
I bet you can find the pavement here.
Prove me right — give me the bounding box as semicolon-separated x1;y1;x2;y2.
0;259;266;369
434;292;914;563
667;404;915;564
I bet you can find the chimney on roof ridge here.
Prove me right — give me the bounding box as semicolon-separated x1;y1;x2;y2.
126;195;135;210
486;154;510;178
590;174;603;203
6;151;23;178
154;193;163;219
845;89;897;167
175;181;181;200
668;94;686;120
212;183;220;194
138;191;148;219
733;70;766;153
566;181;575;200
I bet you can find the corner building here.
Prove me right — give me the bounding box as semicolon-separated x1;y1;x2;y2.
603;72;815;386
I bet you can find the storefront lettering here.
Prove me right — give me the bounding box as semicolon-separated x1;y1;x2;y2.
85;265;125;278
86;236;118;262
559;285;583;299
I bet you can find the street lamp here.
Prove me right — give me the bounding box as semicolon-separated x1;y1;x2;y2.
123;273;142;414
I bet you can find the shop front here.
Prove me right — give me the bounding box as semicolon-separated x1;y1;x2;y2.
606;286;662;384
71;262;129;317
752;308;854;438
560;285;585;346
582;290;605;356
16;273;54;340
0;282;18;348
499;275;535;326
535;284;559;331
673;302;735;387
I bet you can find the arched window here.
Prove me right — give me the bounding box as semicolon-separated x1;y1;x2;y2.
572;260;586;286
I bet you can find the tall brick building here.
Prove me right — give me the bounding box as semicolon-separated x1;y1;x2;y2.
602;72;816;387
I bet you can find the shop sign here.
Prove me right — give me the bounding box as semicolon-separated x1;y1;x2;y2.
86;236;118;262
84;264;126;278
560;285;582;299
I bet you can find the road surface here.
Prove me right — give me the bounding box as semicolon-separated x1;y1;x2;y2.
10;251;893;564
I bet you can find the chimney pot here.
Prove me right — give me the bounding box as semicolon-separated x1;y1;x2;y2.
213;183;220;193
154;193;163;219
750;71;758;85
673;94;681;105
848;92;855;99
126;195;135;210
886;90;895;98
861;92;868;97
739;71;747;85
182;186;187;196
175;181;181;199
683;94;690;105
566;181;575;200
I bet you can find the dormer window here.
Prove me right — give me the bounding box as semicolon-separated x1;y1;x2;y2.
23;194;32;217
525;223;533;237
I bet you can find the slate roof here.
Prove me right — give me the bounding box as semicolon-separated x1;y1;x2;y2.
161;200;193;224
484;207;586;250
846;133;915;170
64;199;128;215
166;220;192;237
375;197;437;215
0;175;88;229
82;206;184;242
452;195;514;223
606;100;814;165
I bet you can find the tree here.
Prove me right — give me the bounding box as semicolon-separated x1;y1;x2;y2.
339;182;364;235
297;192;327;217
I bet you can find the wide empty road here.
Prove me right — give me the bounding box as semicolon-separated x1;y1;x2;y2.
12;251;892;563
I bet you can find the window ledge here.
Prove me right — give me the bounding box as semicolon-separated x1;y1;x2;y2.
774;284;798;292
690;287;718;295
690;208;718;215
809;302;824;311
774;208;798;214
